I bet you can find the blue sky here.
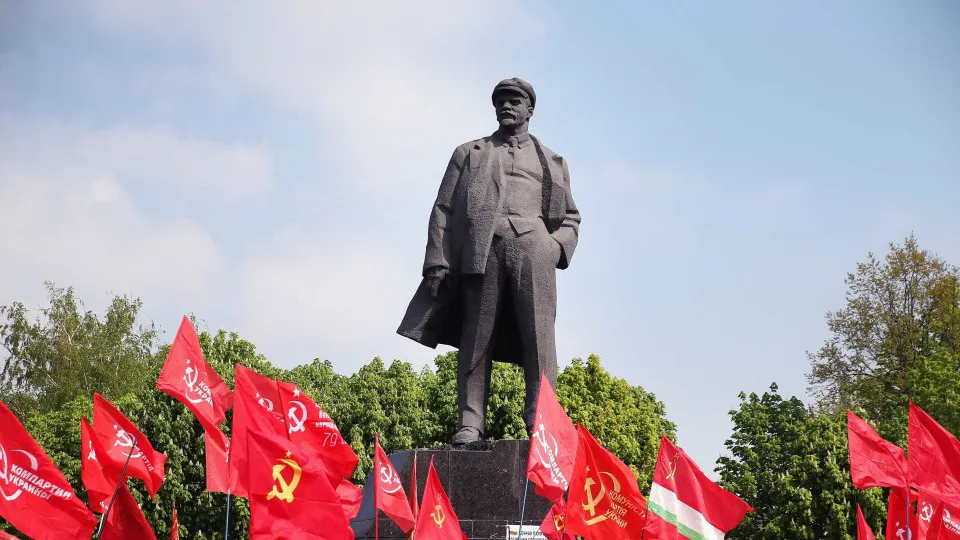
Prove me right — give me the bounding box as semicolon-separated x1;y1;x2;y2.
1;1;958;476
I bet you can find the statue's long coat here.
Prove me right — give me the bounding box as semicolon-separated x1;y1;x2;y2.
396;133;581;365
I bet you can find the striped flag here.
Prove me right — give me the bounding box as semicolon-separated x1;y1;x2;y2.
644;436;752;540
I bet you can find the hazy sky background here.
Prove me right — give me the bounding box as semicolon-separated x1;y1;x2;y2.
2;0;958;476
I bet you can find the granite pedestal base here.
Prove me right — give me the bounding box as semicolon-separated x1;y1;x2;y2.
351;439;553;539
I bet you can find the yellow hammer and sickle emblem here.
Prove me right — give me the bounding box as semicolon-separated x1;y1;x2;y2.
582;471;621;525
665;452;681;480
431;504;445;527
267;456;302;503
554;513;565;531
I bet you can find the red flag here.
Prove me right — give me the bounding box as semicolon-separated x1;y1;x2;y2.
884;488;917;540
858;504;878;540
80;417;123;513
277;380;359;481
0;401;98;540
156;316;234;433
99;484;157;540
228;364;287;498
566;425;648;539
918;491;960;539
909;402;960;507
526;372;577;504
170;501;179;540
204;428;231;494
644;435;752;540
848;411;908;489
374;437;416;533
245;429;353;540
92;393;167;497
540;499;576;540
337;478;362;520
413;456;467;540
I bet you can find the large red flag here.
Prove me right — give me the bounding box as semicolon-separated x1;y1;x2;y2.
848;411;908;489
98;484;157;540
884;488;917;540
92;393;167;497
909;402;960;507
156;316;234;433
374;436;416;533
566;425;648;539
413;456;467;540
645;435;753;540
228;364;287;498
205;428;231;494
276;380;359;481
918;491;960;539
0;401;98;540
80;417;122;513
526;372;577;504
245;429;353;540
858;504;878;540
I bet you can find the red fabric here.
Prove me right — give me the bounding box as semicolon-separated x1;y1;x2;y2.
0;401;98;539
92;393;166;497
526;372;577;504
644;435;753;539
909;403;960;507
98;484;157;540
276;380;358;481
918;492;960;539
245;429;353;540
858;504;878;540
156;316;233;433
413;456;468;540
374;438;416;533
171;502;179;540
848;411;908;489
884;488;918;540
80;417;123;513
336;479;362;520
540;499;576;540
566;425;648;540
227;364;287;498
204;428;231;494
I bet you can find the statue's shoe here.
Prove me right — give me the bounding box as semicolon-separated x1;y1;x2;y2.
451;426;482;447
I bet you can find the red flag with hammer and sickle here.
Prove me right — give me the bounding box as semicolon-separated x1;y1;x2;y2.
92;393;166;498
156;316;234;433
541;499;576;540
80;417;123;513
228;364;287;498
526;371;577;505
245;428;353;540
0;401;98;540
566;424;648;540
413;456;468;540
374;436;416;533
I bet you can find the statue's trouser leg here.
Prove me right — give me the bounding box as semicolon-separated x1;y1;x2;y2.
502;222;559;433
456;236;507;438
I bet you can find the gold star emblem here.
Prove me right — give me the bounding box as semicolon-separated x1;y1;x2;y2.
285;451;292;458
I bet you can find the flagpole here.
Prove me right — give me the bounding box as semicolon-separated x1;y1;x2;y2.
224;491;232;540
375;434;380;540
517;476;530;539
95;393;153;539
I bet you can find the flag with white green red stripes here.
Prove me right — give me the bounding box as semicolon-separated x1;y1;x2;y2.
643;435;752;540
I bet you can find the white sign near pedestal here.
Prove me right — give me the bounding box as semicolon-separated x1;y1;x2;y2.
505;525;547;540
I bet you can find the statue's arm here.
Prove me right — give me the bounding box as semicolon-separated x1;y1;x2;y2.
422;145;467;276
551;158;580;270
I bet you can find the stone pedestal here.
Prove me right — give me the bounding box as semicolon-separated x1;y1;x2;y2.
350;439;553;539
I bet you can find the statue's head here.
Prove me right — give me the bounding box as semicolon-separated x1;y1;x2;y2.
492;77;535;129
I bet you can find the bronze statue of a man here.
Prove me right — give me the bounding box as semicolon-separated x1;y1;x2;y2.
397;77;581;447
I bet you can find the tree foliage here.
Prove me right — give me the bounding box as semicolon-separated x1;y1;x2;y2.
807;234;960;442
716;384;886;539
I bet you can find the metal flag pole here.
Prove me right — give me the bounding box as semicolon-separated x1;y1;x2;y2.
224;491;232;540
516;475;531;539
95;394;153;539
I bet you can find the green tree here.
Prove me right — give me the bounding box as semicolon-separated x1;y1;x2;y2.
557;354;676;491
0;282;157;418
716;383;886;539
807;235;960;442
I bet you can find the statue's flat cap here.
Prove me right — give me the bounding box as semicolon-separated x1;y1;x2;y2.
492;77;536;108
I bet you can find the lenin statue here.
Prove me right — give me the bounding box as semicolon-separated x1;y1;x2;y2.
397;77;581;447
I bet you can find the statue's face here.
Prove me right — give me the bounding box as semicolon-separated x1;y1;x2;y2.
494;91;533;128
